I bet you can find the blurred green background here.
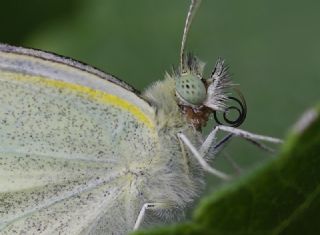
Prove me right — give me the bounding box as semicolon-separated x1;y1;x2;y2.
1;0;319;199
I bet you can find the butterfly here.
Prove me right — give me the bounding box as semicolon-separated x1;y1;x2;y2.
0;0;281;234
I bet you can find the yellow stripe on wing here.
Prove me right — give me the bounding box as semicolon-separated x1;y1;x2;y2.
2;72;155;130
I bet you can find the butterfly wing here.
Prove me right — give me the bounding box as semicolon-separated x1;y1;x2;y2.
0;44;157;234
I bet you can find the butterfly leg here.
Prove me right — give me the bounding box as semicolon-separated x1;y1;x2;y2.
198;125;282;173
214;125;283;144
177;133;230;180
133;202;168;230
200;125;282;158
198;129;243;174
198;124;219;157
178;126;281;179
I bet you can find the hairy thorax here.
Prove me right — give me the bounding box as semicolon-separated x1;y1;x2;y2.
138;76;205;209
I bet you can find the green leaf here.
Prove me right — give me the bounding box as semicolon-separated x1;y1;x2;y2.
133;106;320;235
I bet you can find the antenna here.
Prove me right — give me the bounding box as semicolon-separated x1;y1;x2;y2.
180;0;202;71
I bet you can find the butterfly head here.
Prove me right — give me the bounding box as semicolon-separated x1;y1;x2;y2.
174;53;246;130
172;0;246;130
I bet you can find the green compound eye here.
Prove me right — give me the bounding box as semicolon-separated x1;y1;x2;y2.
175;74;207;106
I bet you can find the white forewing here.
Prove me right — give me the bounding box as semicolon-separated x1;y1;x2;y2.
0;44;158;234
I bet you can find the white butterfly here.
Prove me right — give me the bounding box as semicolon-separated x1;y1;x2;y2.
0;0;281;234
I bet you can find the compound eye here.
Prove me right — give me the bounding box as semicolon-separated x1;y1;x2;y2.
175;74;207;105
